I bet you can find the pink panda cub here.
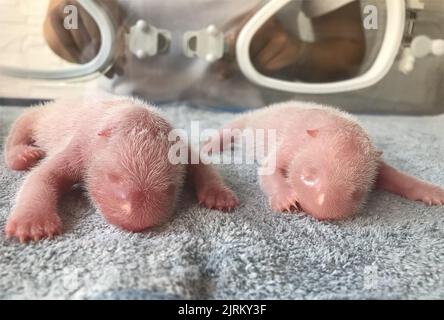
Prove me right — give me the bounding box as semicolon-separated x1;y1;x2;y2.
4;97;238;242
204;101;444;220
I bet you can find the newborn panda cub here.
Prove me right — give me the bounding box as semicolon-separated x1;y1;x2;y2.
205;101;444;220
4;97;238;242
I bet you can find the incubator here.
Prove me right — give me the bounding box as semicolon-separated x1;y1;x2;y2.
0;0;443;113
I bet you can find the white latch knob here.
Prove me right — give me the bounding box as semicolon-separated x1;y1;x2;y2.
183;25;225;63
127;19;171;58
136;20;148;32
431;39;444;56
398;36;444;74
411;35;444;58
398;48;415;74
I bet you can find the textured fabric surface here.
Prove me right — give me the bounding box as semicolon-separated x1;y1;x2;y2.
0;104;443;300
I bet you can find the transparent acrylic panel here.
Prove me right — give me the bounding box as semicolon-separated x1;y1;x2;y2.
248;0;387;83
0;0;442;114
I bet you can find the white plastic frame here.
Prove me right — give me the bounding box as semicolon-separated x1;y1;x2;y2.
236;0;406;94
0;0;116;80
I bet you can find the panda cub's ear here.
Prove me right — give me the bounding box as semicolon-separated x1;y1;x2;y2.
98;127;114;137
306;129;319;138
97;124;118;138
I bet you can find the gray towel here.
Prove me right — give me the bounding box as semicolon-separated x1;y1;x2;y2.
0;104;443;299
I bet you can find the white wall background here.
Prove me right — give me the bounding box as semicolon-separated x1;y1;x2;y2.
0;0;69;68
0;0;98;100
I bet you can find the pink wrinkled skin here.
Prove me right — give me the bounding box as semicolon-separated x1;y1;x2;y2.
4;97;238;242
205;101;444;220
